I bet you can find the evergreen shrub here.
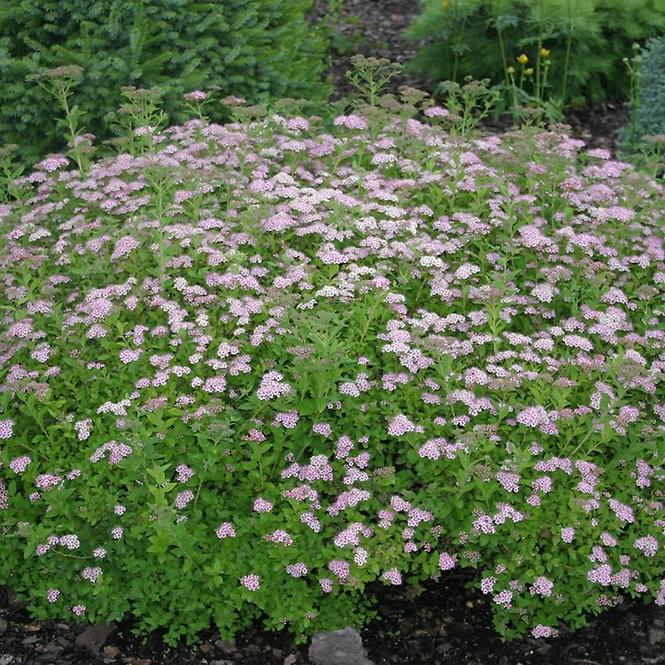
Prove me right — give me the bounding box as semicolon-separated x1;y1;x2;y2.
0;0;329;164
635;36;665;138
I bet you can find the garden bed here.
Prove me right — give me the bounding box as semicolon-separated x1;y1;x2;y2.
2;577;664;664
314;0;630;152
0;69;663;665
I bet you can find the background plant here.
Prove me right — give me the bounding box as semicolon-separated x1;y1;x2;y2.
407;0;665;110
632;36;665;139
617;37;665;175
0;0;329;166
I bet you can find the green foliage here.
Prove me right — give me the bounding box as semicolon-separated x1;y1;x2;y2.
618;38;665;175
436;76;500;135
0;0;329;165
635;36;665;138
0;93;663;646
344;55;403;108
407;0;665;108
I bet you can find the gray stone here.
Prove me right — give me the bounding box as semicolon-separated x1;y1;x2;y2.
35;640;65;663
102;645;121;661
648;627;665;646
74;623;116;654
214;639;236;653
210;660;234;665
0;618;6;635
308;627;374;665
0;655;13;665
436;642;453;655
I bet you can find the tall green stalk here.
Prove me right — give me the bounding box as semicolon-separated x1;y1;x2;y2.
491;0;510;86
561;0;578;104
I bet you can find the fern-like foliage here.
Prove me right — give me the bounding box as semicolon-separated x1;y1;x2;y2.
0;0;329;165
406;0;665;107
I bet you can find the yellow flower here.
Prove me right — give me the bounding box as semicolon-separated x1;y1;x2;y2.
540;47;551;58
443;0;450;9
516;54;529;65
525;68;534;76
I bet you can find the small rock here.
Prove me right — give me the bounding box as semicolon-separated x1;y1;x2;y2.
535;643;552;656
214;639;236;653
0;655;13;665
7;597;28;612
23;623;41;632
102;645;121;660
283;655;298;665
648;627;665;646
0;618;6;635
210;660;234;665
200;641;213;654
245;644;261;656
436;642;452;655
22;634;40;646
36;640;65;663
309;627;374;665
75;623;116;654
272;647;284;659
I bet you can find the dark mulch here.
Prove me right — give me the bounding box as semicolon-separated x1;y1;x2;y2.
2;572;664;665
312;0;428;99
312;0;631;152
363;573;665;665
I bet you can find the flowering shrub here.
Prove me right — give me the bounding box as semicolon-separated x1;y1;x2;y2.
0;96;664;644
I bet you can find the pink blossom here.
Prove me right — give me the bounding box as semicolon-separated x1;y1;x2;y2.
387;414;418;436
0;419;14;439
532;625;554;638
240;574;260;591
561;527;575;543
9;455;31;474
439;552;457;570
634;535;659;557
253;498;273;513
333;115;368;130
286;563;308;577
382;568;402;585
216;522;236;539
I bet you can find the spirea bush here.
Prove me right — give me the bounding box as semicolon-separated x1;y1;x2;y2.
0;96;664;644
0;0;328;165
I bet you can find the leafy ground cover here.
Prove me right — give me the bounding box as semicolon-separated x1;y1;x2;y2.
0;93;663;647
